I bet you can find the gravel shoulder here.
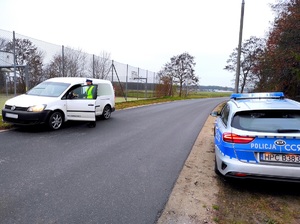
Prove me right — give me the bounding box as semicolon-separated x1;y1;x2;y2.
157;111;300;224
157;114;218;224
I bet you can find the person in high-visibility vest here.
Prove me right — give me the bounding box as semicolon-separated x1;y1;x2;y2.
86;79;96;128
86;79;95;99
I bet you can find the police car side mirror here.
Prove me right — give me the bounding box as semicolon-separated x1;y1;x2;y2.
210;111;220;117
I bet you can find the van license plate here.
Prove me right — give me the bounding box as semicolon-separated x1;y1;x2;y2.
6;113;18;119
260;153;300;163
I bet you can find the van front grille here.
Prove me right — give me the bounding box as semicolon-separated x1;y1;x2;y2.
5;105;28;111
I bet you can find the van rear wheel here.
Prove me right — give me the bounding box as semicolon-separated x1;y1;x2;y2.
102;106;111;120
48;111;63;130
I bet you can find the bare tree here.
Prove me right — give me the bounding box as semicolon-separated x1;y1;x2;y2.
157;68;174;96
45;47;88;78
160;52;198;97
44;54;64;79
64;47;87;77
89;51;111;79
4;38;44;92
0;38;8;50
224;36;266;93
0;38;10;93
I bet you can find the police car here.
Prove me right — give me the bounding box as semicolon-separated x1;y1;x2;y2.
211;92;300;182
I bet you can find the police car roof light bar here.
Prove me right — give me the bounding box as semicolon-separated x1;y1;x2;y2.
231;92;285;100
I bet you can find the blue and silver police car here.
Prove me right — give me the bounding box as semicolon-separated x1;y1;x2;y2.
211;92;300;182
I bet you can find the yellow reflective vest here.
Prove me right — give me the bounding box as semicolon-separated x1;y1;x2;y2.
86;85;95;99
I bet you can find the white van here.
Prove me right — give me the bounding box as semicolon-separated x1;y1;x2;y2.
1;77;115;130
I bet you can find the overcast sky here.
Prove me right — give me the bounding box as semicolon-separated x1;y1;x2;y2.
0;0;277;87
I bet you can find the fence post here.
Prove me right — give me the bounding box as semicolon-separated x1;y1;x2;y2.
13;31;16;95
137;68;139;99
62;45;65;77
5;73;8;96
125;64;128;101
153;72;155;95
111;60;114;82
92;54;95;78
146;70;148;98
25;64;29;91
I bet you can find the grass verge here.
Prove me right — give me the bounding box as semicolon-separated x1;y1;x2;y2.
214;179;300;223
0;92;231;130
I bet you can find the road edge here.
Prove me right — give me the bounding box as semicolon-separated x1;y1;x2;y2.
156;114;218;224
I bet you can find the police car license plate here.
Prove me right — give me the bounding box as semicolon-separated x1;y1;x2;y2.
260;153;300;163
5;113;18;119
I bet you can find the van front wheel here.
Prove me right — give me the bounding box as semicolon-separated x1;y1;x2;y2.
102;106;111;120
48;111;63;130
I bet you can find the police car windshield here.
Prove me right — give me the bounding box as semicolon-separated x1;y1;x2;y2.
232;110;300;133
27;82;70;97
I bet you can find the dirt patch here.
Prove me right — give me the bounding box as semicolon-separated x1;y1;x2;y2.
157;115;218;224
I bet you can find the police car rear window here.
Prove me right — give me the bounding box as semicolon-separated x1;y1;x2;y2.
232;110;300;133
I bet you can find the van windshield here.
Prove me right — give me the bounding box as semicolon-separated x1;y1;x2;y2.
27;82;70;97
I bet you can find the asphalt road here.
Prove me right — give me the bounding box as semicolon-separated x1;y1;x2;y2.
0;97;226;224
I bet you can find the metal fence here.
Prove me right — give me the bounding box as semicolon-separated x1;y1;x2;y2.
0;29;159;100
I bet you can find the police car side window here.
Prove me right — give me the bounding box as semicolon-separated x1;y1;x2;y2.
220;104;230;126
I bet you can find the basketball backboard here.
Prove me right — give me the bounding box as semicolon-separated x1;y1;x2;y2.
131;71;138;80
0;51;14;67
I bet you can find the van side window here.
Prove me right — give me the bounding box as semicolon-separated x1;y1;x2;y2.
65;84;81;99
98;83;112;96
67;85;97;100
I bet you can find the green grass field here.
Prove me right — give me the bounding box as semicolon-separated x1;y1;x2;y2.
0;92;231;107
0;94;13;107
0;95;133;107
0;94;15;129
0;92;231;129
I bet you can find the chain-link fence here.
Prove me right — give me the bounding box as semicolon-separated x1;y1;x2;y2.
0;29;159;100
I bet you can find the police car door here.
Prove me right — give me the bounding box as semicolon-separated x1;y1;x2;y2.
65;84;97;121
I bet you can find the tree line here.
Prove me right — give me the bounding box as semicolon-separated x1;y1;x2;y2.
224;0;300;99
153;1;300;98
0;38;111;93
0;35;199;97
1;0;298;98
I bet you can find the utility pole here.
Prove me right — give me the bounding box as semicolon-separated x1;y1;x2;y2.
13;31;17;95
235;0;245;93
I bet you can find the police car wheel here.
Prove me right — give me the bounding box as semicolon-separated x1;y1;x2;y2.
102;106;111;120
48;111;63;130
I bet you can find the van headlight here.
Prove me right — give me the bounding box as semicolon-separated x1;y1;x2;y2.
27;104;46;112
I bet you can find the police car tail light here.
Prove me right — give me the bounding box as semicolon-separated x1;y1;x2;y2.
223;133;255;144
